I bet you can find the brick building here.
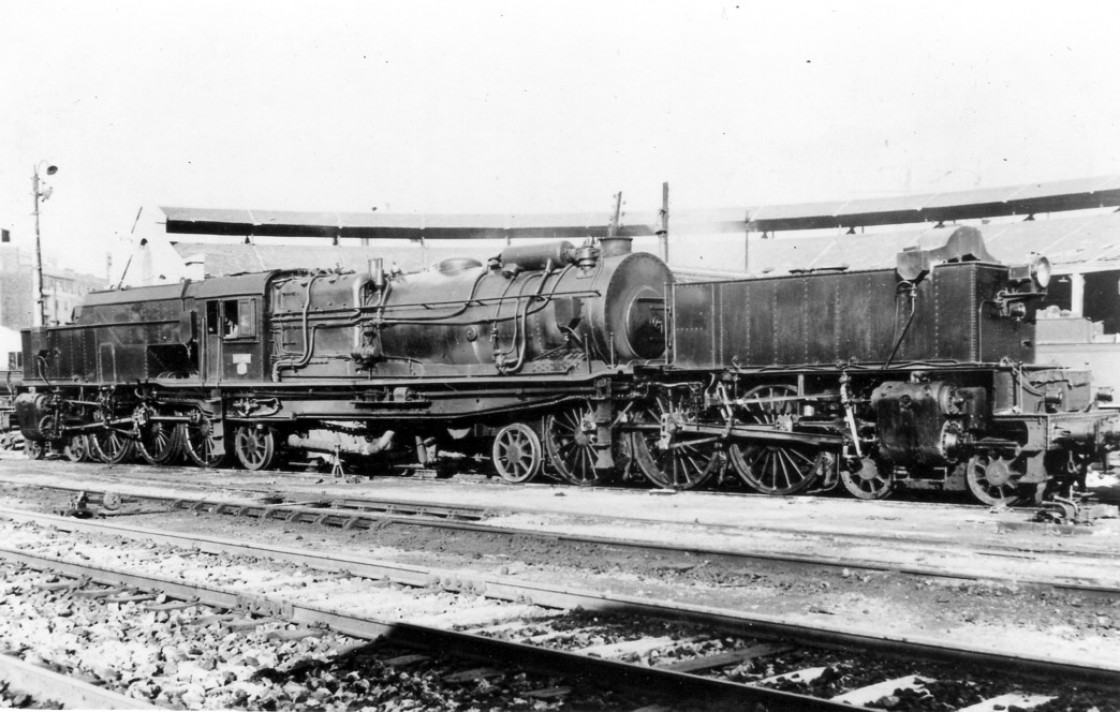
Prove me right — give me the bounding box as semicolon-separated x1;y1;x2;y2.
0;242;107;330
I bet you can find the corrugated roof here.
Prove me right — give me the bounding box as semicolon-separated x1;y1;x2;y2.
735;211;1120;279
157;176;1120;241
169;210;1120;285
744;175;1120;232
171;241;491;278
161;206;663;241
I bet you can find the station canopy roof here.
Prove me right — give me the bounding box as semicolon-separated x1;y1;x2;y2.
158;175;1120;241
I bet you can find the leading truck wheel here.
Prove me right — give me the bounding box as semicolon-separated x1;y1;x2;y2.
234;424;278;471
491;423;542;483
840;457;893;500
966;452;1023;506
64;434;91;463
25;439;45;460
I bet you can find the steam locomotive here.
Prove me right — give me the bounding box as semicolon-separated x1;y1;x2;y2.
15;227;1120;504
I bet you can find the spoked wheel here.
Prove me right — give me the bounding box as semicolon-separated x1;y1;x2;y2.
181;413;226;468
729;441;826;495
491;422;543;483
840;457;893;500
90;428;136;464
966;452;1023;506
25;439;45;460
728;384;819;495
138;420;182;465
64;433;91;463
544;402;612;486
27;415;57;460
630;393;720;490
234;424;278;471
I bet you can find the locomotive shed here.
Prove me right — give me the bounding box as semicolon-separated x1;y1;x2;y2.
1;453;1119;711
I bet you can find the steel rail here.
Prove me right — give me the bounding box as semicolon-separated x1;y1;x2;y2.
0;535;855;711
188;499;1120;595
0;652;158;710
2;507;1118;689
31;482;1120;595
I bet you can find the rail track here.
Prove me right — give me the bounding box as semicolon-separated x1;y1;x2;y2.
13;479;1120;600
0;508;1116;710
12;445;1115;510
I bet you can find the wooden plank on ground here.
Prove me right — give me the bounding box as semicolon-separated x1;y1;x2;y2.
830;675;933;705
657;643;793;673
956;693;1057;712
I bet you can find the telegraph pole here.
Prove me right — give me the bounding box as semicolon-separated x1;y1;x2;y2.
31;163;58;328
657;182;669;263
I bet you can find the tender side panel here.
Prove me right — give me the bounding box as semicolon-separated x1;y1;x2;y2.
805;275;838;364
676;269;903;369
836;271;896;363
672;282;719;369
673;263;1035;371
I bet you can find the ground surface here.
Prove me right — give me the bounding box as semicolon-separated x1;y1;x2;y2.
1;453;1118;673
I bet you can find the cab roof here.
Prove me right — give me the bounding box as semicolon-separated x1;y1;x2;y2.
79;271;277;308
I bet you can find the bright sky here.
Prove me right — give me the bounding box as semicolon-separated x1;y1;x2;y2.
2;1;1119;274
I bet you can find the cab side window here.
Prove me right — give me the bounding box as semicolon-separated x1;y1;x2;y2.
207;299;256;339
222;301;241;338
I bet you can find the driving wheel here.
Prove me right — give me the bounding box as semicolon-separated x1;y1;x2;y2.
728;385;819;494
544;402;613;486
90;428;135;464
138;420;181;465
630;393;720;490
181;412;227;467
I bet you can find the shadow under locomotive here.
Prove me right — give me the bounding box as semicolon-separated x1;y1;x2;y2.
13;228;1120;506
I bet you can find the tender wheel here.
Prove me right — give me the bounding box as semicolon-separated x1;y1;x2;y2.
840;457;892;500
138;420;181;465
966;452;1023;506
90;428;135;464
234;425;278;471
630;393;720;490
491;423;543;483
544;402;612;486
64;434;91;463
181;414;226;468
